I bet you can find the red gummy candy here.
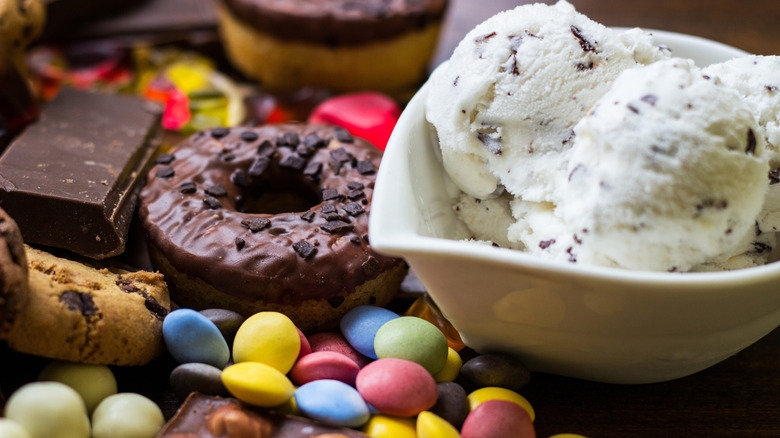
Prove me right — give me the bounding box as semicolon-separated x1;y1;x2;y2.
308;92;401;151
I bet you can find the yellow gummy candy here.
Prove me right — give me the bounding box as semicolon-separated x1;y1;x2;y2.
467;387;535;422
362;415;417;438
417;411;461;438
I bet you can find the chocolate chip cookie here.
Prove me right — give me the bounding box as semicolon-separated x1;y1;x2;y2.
0;208;28;338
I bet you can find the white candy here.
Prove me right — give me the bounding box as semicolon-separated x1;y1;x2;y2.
4;381;90;438
0;418;32;438
38;360;117;413
91;393;165;438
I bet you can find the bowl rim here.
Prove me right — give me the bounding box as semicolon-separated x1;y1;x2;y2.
370;28;780;289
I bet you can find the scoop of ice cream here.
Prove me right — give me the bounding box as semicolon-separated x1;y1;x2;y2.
541;58;770;271
703;55;780;234
426;0;669;201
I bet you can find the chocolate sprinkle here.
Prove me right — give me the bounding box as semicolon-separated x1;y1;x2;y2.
343;202;365;216
296;144;316;157
330;147;352;163
205;184;227;198
59;290;98;316
211;127;230;139
303;134;327;149
277;132;300;147
179;182;197;194
570;25;597;52
303;161;323;179
203;196;222;209
301;211;316;222
322;188;344;202
156;167;175;178
280;155;307;171
321;220;354;234
156;153;175;165
249;157;270;177
293;240;317;259
240;131;259;142
241;217;271;232
356;160;375;175
334;127;354;143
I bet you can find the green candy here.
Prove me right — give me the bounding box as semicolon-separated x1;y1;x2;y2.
374;316;449;375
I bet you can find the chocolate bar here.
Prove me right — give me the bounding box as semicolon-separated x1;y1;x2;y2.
0;87;162;259
159;392;371;437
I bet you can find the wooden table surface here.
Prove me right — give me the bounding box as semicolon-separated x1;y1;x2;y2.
436;1;780;437
3;2;779;438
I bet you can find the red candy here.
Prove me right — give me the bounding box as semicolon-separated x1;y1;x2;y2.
355;358;437;417
296;327;312;360
461;400;536;438
307;92;401;151
289;351;361;387
308;332;371;368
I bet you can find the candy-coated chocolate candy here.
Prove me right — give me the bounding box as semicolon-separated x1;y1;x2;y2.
460;354;531;392
169;362;230;400
356;358;438;417
297;327;312;360
221;362;295;407
340;305;399;359
405;294;466;352
91;393;164;438
199;308;245;346
308;332;371;367
467;387;535;422
417;411;461;438
430;382;469;429
4;382;90;438
461;399;536;438
0;419;32;438
374;316;449;375
163;308;230;368
38;361;117;414
433;347;462;382
361;415;417;438
295;379;370;428
232;311;301;374
307;92;401;151
290;351;361;386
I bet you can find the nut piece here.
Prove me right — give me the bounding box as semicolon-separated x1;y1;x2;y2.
206;405;272;437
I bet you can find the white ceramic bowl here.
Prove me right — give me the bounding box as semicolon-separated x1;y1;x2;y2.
369;30;780;384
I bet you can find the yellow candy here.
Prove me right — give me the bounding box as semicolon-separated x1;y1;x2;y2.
417;411;461;438
433;347;462;383
275;391;302;416
362;415;417;438
467;387;535;422
221;362;294;407
232;312;301;374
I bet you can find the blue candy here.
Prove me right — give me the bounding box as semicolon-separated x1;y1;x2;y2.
295;379;370;428
162;309;230;368
340;305;398;359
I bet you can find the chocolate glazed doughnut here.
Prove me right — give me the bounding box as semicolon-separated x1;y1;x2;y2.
138;124;407;332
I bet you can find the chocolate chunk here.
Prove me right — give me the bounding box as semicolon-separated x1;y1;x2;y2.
475;31;497;43
570;25;597;52
303;161;323;179
180;182;197;194
241;217;271;232
769;169;780;185
357;160;375;175
156;167;175;178
256;139;274;157
477;131;502;155
0;88;162;259
301;211;315;222
334;127;354;143
235;237;246;250
280;155;307;171
362;256;381;276
293;240;317;259
321;204;337;214
231;170;251;188
343;202;365;216
205;184;227;198
296;144;315;157
116;278;140;293
348;189;365;200
321;220;354;234
220;153;236;162
641;94;658;106
59;290;98;316
330;147;352;163
240;131;259;142
248;156;270;177
347;181;364;190
747;128;757;155
143;295;169;320
211;127;230;138
327;296;345;308
350;236;362;245
203;196;222;209
303;133;327;149
156;153;175;165
276;132;300;147
539;239;555;249
322;188;344;202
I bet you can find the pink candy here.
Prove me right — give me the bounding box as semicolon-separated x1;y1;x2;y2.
461;400;536;438
289;351;360;386
307;92;401;151
308;332;371;368
355;358;437;417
